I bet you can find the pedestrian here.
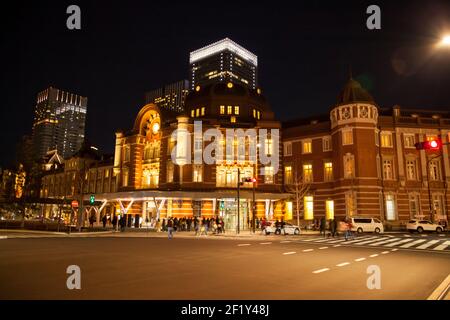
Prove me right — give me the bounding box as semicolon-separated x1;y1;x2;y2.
102;215;107;228
256;217;260;230
331;219;337;237
345;218;353;240
162;219;166;232
281;219;286;235
120;216;126;232
167;218;174;240
112;215;118;231
89;215;95;228
320;217;326;237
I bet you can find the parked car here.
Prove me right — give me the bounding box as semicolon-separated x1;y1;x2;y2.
406;220;444;233
265;222;301;235
350;217;384;234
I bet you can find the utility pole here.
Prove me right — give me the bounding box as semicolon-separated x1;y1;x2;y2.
237;168;240;234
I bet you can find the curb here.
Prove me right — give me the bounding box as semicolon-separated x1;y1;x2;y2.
0;229;115;236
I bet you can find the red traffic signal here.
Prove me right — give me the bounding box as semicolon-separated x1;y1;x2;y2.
415;139;442;151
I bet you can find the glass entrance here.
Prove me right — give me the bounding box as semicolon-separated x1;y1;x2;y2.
219;199;249;231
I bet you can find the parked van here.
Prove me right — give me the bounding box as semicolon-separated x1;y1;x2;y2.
350;217;384;234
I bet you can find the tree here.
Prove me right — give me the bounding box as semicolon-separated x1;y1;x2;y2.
285;164;310;227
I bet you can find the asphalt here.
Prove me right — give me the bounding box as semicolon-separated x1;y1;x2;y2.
0;236;449;300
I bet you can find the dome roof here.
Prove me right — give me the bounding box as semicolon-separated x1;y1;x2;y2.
336;78;375;106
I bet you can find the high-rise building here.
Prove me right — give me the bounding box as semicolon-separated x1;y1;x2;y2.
145;80;189;112
189;38;258;90
32;87;87;160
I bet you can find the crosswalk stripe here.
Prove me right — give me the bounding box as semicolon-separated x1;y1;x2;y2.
350;237;389;245
416;240;440;250
432;240;450;251
400;239;427;248
368;238;401;246
325;236;372;244
385;238;415;247
302;237;326;242
313;268;330;274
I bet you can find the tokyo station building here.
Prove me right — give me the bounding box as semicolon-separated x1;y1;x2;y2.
40;78;450;229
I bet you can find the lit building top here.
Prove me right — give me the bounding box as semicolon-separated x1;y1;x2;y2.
189;38;258;66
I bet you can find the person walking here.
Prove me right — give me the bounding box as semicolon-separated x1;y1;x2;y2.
344;218;353;241
167;218;174;240
330;219;337;237
102;215;107;228
320;217;326;237
112;215;118;231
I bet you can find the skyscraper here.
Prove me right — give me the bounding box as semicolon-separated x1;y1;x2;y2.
145;80;189;113
189;38;258;90
32;87;87;160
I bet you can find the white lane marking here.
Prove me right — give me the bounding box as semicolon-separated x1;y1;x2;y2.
313;268;330;274
427;274;450;300
433;241;450;251
404;234;411;237
416;239;440;250
0;236;7;239
319;247;328;250
336;262;350;267
381;251;390;254
369;254;379;258
439;234;445;237
283;251;296;255
313;238;336;242
237;244;251;247
333;244;341;247
368;237;401;246
355;258;366;262
384;238;415;247
400;239;427;248
303;249;314;252
280;241;291;243
391;249;398;252
260;242;272;245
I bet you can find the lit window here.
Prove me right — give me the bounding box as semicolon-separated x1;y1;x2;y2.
227;106;233;115
220;105;225;114
406;160;417;180
344;153;355;178
264;166;274;184
234;106;239;115
257;111;261;119
193;165;203;182
196;108;200;117
253;109;256;118
381;132;393;147
302;140;312;154
265;138;273;155
325;200;334;220
409;194;420;219
324;162;333;181
284;166;293;184
385;194;396;221
322;136;332;152
383;159;394;180
201;107;205;116
304;196;314;220
342;129;353;145
429;160;441;181
284;142;292;156
303;164;313;182
404;134;415;148
230;116;236;123
191;109;195;117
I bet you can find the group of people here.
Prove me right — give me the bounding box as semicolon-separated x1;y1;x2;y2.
160;216;226;239
319;217;354;240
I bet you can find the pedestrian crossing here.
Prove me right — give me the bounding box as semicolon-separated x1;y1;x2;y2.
300;235;450;252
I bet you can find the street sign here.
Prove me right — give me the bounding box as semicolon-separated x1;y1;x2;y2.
71;200;79;208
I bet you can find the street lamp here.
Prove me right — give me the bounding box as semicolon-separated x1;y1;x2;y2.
441;35;450;46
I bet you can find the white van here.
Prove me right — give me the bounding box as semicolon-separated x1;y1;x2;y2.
350;217;384;234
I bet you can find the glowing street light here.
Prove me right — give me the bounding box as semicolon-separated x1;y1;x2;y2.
441;35;450;46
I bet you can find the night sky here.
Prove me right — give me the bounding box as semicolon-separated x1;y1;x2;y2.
1;0;450;168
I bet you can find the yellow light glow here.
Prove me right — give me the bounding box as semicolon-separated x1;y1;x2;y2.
257;88;261;94
195;85;201;92
304;196;314;220
442;35;450;46
152;122;160;134
326;200;334;220
285;201;293;220
227;82;234;88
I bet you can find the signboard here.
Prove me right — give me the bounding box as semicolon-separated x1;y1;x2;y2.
71;200;79;208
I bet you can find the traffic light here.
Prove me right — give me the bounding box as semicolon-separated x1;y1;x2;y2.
89;194;95;205
415;139;442;151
